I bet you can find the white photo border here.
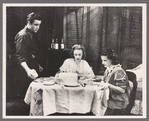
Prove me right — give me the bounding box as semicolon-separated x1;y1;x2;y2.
2;3;147;119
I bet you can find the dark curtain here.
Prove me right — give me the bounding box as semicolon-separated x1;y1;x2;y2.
64;7;142;74
120;7;142;70
82;7;103;74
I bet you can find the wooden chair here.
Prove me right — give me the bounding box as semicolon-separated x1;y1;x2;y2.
125;71;138;115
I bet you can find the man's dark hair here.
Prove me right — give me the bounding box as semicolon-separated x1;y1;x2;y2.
27;12;42;24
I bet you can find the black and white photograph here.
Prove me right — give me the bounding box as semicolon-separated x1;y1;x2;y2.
2;3;146;119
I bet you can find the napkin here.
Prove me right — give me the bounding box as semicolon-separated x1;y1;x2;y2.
31;69;38;79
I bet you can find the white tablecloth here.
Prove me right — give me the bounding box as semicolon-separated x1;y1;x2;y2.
24;81;109;116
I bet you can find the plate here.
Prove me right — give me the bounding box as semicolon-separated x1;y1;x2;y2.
43;81;55;86
34;78;44;83
64;84;80;87
41;77;55;81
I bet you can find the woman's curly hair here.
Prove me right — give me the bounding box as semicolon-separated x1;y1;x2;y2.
70;44;86;59
101;48;119;65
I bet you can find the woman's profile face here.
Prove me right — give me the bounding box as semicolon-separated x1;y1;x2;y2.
74;49;83;61
101;55;112;68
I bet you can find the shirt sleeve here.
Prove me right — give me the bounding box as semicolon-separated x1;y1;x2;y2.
15;35;28;65
114;69;128;90
110;69;130;106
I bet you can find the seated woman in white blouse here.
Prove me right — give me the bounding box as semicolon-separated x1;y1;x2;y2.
56;44;95;80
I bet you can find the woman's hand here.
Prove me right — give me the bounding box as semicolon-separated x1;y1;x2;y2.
102;82;125;93
79;76;86;80
102;83;110;89
76;70;87;80
99;81;111;89
78;79;86;87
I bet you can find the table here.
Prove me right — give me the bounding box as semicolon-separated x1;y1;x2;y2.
24;80;109;116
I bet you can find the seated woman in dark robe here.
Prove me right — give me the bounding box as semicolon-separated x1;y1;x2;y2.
100;49;130;115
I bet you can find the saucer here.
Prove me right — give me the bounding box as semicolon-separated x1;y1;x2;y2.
64;83;80;87
43;81;55;86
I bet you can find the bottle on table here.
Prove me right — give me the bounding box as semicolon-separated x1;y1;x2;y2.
61;38;64;50
55;38;59;50
51;39;55;49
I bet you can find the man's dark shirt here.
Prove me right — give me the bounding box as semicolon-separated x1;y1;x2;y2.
13;26;40;98
15;26;39;68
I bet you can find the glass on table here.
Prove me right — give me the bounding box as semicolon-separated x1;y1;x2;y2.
54;77;64;85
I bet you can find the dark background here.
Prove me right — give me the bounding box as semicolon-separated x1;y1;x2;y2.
6;6;143;101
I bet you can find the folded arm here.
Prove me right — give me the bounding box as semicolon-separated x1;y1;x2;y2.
108;69;128;94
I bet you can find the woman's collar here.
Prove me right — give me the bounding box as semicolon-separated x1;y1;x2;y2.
107;64;121;73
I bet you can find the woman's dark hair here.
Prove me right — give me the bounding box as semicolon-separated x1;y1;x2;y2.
70;44;86;59
101;48;119;65
27;12;42;24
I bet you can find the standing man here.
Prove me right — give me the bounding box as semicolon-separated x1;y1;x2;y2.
13;12;43;99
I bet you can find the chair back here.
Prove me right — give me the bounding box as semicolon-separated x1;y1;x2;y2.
125;71;138;114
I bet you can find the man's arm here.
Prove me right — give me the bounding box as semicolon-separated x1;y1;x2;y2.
21;62;38;79
20;62;30;72
15;35;38;79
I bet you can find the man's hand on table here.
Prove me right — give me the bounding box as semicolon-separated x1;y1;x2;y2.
26;69;38;80
21;62;38;80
